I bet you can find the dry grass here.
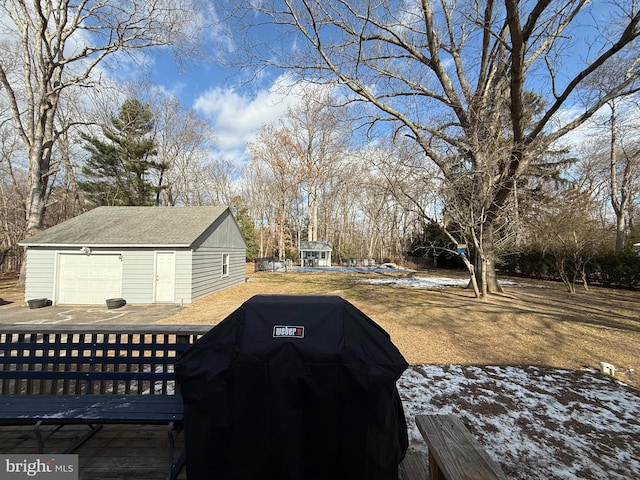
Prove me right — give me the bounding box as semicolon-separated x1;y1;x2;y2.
2;267;638;389
0;275;23;306
160;266;640;390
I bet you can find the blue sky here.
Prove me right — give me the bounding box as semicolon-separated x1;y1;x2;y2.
144;31;304;166
136;1;634;169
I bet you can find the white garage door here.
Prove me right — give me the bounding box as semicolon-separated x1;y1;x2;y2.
57;254;123;304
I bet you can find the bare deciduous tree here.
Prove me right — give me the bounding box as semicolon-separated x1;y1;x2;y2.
533;189;604;293
0;114;26;271
607;99;640;253
244;87;358;260
246;123;303;260
241;156;278;259
150;94;222;206
0;0;207;237
237;0;640;296
283;88;352;242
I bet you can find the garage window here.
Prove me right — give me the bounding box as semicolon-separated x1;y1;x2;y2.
222;253;229;277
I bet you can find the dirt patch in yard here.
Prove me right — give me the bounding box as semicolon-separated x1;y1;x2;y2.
0;275;22;307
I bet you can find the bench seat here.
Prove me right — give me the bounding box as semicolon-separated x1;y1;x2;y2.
0;394;183;425
0;326;209;480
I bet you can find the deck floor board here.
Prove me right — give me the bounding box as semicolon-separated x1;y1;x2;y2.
1;425;426;480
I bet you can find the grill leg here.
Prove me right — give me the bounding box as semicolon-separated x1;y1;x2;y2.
167;451;185;480
34;422;66;453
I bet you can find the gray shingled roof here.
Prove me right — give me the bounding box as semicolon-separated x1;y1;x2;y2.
20;206;228;247
300;241;332;251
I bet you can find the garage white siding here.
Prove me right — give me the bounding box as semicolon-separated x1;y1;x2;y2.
56;254;122;304
20;206;246;305
24;249;56;301
192;248;245;300
115;249;193;304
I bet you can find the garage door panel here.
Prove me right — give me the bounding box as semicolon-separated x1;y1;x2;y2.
57;254;122;304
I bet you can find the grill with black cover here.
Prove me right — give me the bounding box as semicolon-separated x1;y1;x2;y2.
176;294;409;480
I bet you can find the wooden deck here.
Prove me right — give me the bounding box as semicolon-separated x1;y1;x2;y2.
1;424;187;479
1;423;427;479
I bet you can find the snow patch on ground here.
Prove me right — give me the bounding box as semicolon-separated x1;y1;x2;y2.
398;365;640;479
359;276;526;289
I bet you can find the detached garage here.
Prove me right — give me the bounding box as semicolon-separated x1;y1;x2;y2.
20;206;247;305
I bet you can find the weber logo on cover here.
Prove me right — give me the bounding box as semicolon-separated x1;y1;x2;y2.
272;325;305;338
1;455;78;479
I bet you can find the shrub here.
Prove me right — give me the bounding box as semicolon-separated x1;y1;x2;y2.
586;251;640;288
506;248;640;289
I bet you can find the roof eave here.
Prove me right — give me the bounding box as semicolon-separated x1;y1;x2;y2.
19;243;193;248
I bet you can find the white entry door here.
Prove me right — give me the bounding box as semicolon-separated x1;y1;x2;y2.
155;252;175;302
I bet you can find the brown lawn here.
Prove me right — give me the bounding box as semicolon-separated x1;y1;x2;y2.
158;266;640;391
2;266;638;389
2;267;639;478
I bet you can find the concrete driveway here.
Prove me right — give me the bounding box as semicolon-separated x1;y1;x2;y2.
0;302;184;326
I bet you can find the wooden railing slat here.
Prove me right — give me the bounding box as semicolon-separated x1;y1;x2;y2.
0;325;208;396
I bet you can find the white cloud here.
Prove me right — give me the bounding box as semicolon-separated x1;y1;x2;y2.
550;93;640;154
193;74;305;162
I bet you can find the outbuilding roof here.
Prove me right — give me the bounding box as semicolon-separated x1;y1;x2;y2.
20;206;229;247
299;241;332;251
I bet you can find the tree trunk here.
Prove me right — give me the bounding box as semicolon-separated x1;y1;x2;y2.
20;137;54;286
25;176;46;234
556;257;576;293
308;189;318;242
609;101;625;254
312;199;318;242
615;215;626;253
25;110;56;235
477;225;504;295
459;254;480;298
278;219;285;261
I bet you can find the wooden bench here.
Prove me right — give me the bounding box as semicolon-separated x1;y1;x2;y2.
0;325;209;480
415;415;507;480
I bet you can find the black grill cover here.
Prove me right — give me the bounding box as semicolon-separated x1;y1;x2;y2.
175;294;408;480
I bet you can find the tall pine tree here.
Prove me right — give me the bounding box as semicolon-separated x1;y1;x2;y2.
80;99;167;206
